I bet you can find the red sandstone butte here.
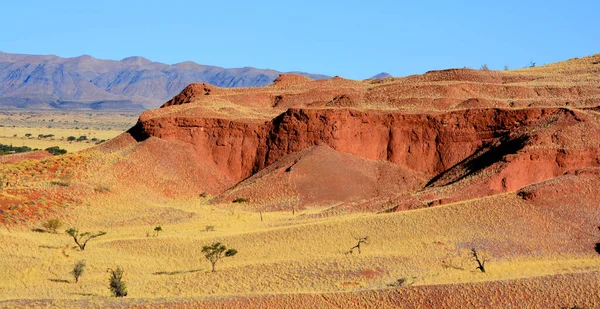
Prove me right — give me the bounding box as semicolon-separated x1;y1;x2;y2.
96;54;600;210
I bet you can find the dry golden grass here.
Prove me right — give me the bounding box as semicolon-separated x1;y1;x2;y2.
0;125;126;153
0;111;137;153
1;189;598;306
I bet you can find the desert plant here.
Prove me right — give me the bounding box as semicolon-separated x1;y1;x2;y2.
107;267;127;297
201;242;238;272
66;227;106;250
42;218;63;233
346;235;368;254
154;225;162;237
45;146;67;155
232;197;249;203
205;225;215;232
94;184;110;193
471;248;487;273
71;260;86;283
387;276;416;287
67;136;76;141
480;64;489;70
504;65;509;71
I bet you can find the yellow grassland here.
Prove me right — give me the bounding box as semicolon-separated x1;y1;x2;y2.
0;127;125;152
0;190;598;303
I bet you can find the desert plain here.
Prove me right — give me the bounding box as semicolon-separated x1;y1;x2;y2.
1;55;600;308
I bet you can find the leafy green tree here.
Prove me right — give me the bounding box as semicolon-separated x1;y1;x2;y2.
107;267;127;297
65;227;106;250
71;260;86;283
201;242;238;272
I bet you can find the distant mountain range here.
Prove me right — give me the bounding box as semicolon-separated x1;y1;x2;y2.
0;52;329;111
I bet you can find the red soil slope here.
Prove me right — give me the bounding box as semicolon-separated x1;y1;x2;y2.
0;150;52;164
215;145;427;209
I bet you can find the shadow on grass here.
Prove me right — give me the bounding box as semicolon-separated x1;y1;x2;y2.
48;278;70;283
69;292;101;297
39;245;62;249
31;228;47;233
153;269;203;276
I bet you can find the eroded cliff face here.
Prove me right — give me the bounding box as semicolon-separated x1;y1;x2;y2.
130;107;599;196
112;54;600;206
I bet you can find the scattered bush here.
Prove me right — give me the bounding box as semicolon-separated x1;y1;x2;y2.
77;135;88;142
201;242;238;272
0;144;32;155
45;146;67;155
154;225;162;237
205;225;215;232
108;267;127;297
42;218;63;233
232;197;249;203
51;174;72;187
67;136;76;141
71;260;86;283
66;227;106;250
387;277;416;288
480;64;489;70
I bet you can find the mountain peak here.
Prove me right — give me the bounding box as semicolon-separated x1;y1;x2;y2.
120;56;152;66
370;72;393;79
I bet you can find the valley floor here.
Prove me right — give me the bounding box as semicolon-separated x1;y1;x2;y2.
0;190;598;308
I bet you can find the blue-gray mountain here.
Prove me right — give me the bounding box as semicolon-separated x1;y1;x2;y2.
0;52;329;111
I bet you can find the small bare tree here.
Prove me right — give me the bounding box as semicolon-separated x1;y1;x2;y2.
346;235;368;254
71;260;86;283
201;242;238;272
471;248;487;273
65;227;106;250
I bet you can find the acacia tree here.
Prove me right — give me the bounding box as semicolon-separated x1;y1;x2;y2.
154;225;162;237
201;242;238;272
66;227;106;250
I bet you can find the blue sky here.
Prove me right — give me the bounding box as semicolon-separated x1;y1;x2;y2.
1;0;598;79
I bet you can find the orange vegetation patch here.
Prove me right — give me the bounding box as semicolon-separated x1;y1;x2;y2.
0;150;52;164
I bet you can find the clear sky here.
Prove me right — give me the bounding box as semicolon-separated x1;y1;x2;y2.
1;0;598;79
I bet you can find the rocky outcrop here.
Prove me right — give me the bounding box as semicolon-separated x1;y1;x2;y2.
99;54;600;207
130;106;600;197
